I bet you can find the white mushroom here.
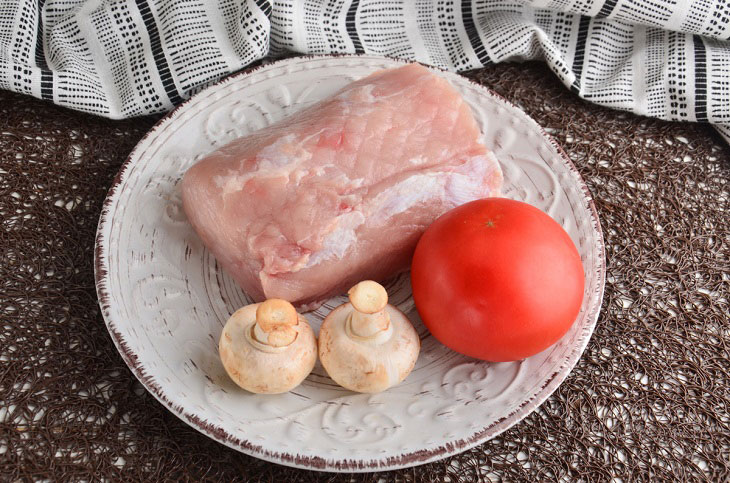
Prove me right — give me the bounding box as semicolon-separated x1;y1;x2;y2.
318;281;420;393
219;298;317;394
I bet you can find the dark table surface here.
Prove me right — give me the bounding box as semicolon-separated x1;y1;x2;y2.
1;61;728;482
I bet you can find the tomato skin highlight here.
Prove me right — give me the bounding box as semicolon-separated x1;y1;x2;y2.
411;198;585;362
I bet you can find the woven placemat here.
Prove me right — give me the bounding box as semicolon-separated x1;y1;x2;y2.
1;61;728;482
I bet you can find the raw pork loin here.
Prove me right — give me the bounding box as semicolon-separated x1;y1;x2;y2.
182;63;502;309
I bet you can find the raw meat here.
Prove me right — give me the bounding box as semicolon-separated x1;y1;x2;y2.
181;63;502;309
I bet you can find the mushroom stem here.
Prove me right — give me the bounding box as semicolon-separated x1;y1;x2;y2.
253;298;299;348
347;281;391;340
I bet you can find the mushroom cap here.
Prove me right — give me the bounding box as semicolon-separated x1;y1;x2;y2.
319;303;420;393
219;303;317;394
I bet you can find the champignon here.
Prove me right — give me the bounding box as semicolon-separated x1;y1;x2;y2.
318;281;420;393
219;298;317;394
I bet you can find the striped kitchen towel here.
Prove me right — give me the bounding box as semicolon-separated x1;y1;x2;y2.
1;1;728;142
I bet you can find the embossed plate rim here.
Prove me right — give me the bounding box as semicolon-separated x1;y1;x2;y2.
95;54;605;472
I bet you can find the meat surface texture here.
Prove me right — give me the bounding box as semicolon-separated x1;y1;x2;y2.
182;63;503;309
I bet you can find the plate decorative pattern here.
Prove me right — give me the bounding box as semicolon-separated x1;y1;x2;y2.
95;55;605;472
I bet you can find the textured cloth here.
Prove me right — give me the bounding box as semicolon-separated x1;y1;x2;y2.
1;61;728;481
1;1;730;143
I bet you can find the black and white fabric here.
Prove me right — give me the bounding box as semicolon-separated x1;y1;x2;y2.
1;1;729;142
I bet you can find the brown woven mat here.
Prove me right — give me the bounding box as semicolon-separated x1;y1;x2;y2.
1;61;728;482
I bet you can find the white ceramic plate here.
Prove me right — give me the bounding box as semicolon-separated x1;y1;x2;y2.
95;55;605;472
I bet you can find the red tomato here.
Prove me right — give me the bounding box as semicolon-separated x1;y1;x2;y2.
411;198;584;362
